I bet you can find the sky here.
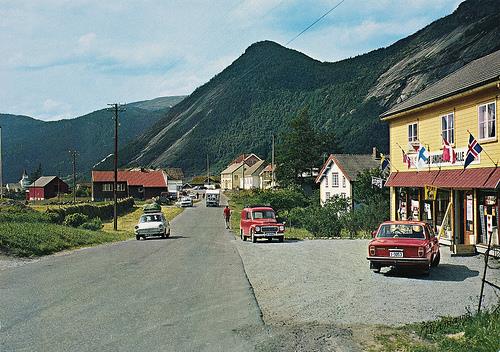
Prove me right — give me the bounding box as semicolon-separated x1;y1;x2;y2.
1;0;463;121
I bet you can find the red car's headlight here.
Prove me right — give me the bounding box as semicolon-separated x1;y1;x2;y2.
418;246;425;257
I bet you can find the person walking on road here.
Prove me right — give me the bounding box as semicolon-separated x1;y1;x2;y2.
223;206;231;229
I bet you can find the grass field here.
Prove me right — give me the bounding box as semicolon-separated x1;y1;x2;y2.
367;306;500;352
1;203;184;257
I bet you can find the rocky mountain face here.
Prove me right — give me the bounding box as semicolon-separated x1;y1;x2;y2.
0;96;185;182
121;0;500;177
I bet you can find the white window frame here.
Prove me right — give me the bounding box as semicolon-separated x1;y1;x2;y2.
325;192;331;200
332;173;339;187
342;176;346;188
103;183;113;192
441;112;454;144
408;122;418;143
324;174;329;187
117;183;126;192
478;101;496;141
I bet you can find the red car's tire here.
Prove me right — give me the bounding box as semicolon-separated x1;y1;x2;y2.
251;230;256;243
431;251;440;267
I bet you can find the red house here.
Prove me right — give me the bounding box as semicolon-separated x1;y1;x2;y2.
28;176;69;200
91;169;168;201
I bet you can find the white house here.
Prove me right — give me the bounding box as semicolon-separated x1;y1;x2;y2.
220;154;262;190
242;160;267;189
315;154;380;206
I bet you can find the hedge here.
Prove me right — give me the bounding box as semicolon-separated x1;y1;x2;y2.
47;197;135;223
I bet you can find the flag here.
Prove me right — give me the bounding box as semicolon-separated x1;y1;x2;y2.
417;144;429;168
402;151;411;169
380;154;389;171
464;133;482;169
442;137;456;163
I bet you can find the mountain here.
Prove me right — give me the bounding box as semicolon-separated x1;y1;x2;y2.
0;96;185;182
121;0;500;177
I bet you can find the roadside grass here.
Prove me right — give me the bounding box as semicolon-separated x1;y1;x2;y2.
0;221;130;257
367;306;500;352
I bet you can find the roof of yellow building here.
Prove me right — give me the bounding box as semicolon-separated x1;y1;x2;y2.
381;49;500;119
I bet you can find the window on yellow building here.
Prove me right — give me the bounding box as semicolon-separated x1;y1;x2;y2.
478;102;496;140
441;112;454;144
408;123;418;143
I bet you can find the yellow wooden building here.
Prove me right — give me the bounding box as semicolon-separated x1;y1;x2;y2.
381;49;500;253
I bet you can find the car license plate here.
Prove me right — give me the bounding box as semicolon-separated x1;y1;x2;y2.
390;251;403;258
264;233;277;237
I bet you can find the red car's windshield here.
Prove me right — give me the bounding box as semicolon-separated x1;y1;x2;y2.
252;210;275;219
377;224;425;239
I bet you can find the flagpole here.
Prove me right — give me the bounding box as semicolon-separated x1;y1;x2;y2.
396;142;416;172
466;130;498;166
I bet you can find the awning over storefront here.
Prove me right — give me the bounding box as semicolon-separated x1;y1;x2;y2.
386;167;500;189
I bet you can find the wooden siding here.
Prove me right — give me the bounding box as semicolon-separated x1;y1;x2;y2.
389;86;499;172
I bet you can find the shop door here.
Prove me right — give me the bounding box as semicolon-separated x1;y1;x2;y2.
463;191;474;245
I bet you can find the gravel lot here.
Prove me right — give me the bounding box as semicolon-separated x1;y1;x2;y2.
236;239;500;326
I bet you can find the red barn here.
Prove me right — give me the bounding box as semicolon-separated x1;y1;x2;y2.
28;176;69;200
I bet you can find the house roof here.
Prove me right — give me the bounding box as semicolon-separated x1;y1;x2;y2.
385;167;500;189
29;176;59;188
164;168;184;180
259;164;275;175
229;153;262;165
92;170;167;188
381;49;500;119
245;160;268;176
221;162;246;175
316;154;380;183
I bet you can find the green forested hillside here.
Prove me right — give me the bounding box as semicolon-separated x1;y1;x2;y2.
121;0;500;176
0;96;185;182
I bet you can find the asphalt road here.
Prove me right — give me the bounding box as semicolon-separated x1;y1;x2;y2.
0;203;264;352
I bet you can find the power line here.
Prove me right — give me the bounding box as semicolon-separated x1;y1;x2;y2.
285;0;345;46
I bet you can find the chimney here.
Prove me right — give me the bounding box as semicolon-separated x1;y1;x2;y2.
372;147;378;160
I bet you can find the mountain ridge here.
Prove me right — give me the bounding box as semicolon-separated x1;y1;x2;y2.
121;0;500;177
0;95;185;182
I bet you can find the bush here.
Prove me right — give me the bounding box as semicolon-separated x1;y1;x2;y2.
79;218;103;231
47;197;135;223
63;213;89;228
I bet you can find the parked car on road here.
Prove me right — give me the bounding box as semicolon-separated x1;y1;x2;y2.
240;205;285;243
367;221;440;274
179;196;193;207
134;212;170;240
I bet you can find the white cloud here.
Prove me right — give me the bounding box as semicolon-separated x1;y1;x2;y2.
78;32;97;51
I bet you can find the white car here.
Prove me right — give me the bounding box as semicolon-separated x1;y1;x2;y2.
134;212;170;240
179;196;193;207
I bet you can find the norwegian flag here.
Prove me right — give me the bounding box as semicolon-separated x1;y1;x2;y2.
442;137;456;163
464;133;483;169
402;151;411;169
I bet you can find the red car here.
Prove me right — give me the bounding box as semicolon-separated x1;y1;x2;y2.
367;221;440;274
240;206;285;243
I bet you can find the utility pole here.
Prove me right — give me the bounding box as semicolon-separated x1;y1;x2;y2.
108;103;125;231
69;150;77;204
0;125;3;200
242;154;245;190
207;154;210;186
271;135;275;189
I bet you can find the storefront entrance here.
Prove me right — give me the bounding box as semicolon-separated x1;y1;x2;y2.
464;191;474;245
